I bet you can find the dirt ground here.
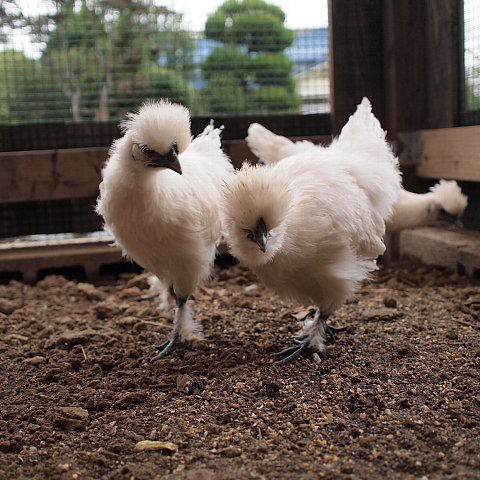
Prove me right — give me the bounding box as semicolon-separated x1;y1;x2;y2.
0;260;479;480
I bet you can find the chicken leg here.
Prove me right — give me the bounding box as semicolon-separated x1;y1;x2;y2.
274;311;347;365
151;295;187;362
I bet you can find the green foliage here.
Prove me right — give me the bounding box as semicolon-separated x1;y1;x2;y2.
203;74;246;114
465;67;480;111
249;86;301;113
203;45;249;81
0;49;69;122
0;0;195;123
203;0;298;115
206;0;285;38
251;53;294;85
230;14;294;53
205;0;292;53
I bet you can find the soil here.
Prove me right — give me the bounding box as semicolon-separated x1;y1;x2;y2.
0;260;479;479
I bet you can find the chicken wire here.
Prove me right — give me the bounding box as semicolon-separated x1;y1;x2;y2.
0;0;329;126
0;197;101;239
0;0;329;239
462;0;480;125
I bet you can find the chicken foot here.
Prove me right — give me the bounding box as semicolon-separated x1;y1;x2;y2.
274;312;347;365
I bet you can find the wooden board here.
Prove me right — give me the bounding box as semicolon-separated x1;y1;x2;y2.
0;136;327;203
0;147;107;203
0;235;124;282
398;126;480;181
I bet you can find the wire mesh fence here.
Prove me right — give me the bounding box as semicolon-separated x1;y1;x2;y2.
462;0;480;125
0;1;329;240
0;0;329;125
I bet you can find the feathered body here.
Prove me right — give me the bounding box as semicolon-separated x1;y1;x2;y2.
246;124;468;232
223;98;401;359
97;101;233;349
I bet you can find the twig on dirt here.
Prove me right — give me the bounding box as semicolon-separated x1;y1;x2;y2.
132;292;159;301
138;319;165;327
80;345;87;361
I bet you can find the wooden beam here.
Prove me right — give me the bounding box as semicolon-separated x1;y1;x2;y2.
0;235;123;281
398;125;480;181
328;0;385;134
0;147;107;203
0;137;327;203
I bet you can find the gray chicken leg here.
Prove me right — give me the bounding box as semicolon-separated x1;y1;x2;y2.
151;295;187;362
274;312;347;365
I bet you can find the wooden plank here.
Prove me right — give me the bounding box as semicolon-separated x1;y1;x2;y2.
0;147;108;203
329;0;384;134
398;126;480;181
0;136;327;203
0;235;124;282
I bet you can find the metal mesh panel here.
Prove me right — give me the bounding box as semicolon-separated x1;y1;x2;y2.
0;197;101;239
0;0;329;239
462;0;480;125
0;0;329;123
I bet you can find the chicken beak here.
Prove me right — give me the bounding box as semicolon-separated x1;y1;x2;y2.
148;147;182;175
256;235;267;253
253;217;268;253
438;210;463;228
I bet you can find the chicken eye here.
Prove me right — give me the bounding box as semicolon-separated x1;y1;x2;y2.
439;207;447;215
242;229;254;241
139;144;155;156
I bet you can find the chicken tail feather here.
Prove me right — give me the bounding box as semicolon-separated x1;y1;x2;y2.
246;123;293;165
339;97;386;144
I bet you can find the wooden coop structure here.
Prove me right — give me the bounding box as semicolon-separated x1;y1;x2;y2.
0;0;478;281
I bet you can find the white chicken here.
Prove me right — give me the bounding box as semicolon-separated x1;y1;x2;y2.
222;98;401;364
96;100;233;361
386;180;467;232
246;124;468;232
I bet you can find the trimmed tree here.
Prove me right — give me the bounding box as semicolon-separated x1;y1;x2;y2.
203;0;300;114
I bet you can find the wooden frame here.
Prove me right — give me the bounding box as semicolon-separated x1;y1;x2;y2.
398;125;480;181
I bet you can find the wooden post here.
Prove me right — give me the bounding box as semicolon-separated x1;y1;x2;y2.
328;0;385;134
424;0;461;128
383;0;461;134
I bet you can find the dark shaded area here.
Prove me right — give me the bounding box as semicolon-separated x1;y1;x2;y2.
0;114;330;152
37;265;86;282
99;261;143;279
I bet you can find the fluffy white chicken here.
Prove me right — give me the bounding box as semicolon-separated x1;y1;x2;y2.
386;180;468;232
246;124;468;232
223;98;401;364
96;100;233;361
